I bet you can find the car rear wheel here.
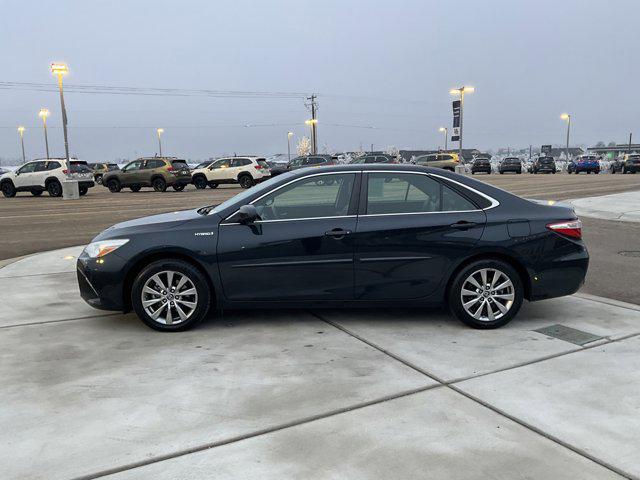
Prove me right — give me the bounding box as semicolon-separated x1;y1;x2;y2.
79;186;88;196
193;175;208;189
107;179;122;192
95;175;103;185
449;259;523;329
47;180;62;197
152;177;167;192
130;185;141;192
1;181;16;198
238;174;254;189
208;182;219;189
172;183;186;192
31;189;43;196
131;260;211;332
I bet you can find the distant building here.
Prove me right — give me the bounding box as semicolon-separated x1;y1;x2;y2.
587;144;640;158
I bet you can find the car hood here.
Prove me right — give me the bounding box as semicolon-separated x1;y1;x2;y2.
98;209;202;238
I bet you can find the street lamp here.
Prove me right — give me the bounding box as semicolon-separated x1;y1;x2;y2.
560;113;571;161
305;119;318;155
50;63;70;174
450;86;474;161
17;126;26;163
157;128;164;156
287;131;293;162
438;127;448;151
38;108;50;158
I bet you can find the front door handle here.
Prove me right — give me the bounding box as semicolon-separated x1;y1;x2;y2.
325;228;351;239
450;221;477;230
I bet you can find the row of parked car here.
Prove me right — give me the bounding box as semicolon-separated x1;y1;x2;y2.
2;151;639;198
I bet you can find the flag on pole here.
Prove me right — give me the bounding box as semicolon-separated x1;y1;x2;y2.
451;100;461;141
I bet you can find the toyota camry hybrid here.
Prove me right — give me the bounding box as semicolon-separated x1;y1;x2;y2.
77;164;588;331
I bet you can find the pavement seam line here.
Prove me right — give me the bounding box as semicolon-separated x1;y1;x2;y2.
0;312;121;330
0;270;77;279
314;312;636;479
70;384;441;480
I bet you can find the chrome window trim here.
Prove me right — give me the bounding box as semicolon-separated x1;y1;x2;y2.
220;168;500;224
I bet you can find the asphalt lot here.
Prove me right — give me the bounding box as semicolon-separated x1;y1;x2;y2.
1;173;639;303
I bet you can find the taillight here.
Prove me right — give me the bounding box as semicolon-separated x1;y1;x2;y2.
166;166;174;171
254;165;263;169
547;219;582;239
62;169;69;174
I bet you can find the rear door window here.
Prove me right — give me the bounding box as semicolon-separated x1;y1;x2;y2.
33;161;49;172
145;160;165;169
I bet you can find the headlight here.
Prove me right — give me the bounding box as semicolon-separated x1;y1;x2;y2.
84;239;129;258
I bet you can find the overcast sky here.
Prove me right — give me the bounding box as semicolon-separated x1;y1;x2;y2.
1;0;637;162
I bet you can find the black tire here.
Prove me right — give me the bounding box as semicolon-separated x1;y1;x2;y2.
517;170;522;174
79;186;88;196
208;182;219;189
499;171;504;174
193;175;208;190
131;259;211;332
152;177;167;192
47;180;62;197
172;183;186;192
611;167;615;174
1;181;16;198
449;259;524;329
31;189;43;197
238;174;254;189
107;179;122;192
130;185;141;192
95;175;103;185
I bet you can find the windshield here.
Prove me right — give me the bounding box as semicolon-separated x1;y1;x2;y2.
203;171;297;215
289;157;305;167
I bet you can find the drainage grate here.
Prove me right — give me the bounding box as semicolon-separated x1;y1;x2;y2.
533;324;603;346
619;251;640;258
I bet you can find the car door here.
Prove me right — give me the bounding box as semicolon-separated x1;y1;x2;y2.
209;158;232;180
31;161;50;187
354;171;487;300
14;162;38;188
142;159;165;185
120;160;144;186
217;172;360;301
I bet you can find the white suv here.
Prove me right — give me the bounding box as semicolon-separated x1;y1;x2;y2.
0;159;95;198
191;156;270;189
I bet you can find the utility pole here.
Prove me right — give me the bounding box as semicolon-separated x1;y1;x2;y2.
306;94;318;154
529;145;532;160
18;126;26;163
560;113;571;161
629;132;633;155
439;127;448;150
39;108;50;158
287;132;293;162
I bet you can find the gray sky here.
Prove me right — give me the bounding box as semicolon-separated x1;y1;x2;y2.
1;0;638;162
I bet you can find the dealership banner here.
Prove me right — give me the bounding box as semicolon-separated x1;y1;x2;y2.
451;100;461;141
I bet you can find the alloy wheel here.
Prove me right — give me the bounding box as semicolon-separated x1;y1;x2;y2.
460;268;515;322
141;270;198;325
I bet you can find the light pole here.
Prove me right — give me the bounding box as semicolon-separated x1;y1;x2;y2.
157;128;164;156
305;119;318;154
17;126;26;163
450;86;474;161
50;63;70;174
439;127;448;150
287;131;293;161
560;113;571;161
38;108;50;158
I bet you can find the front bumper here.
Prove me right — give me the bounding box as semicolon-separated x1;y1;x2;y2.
76;252;127;311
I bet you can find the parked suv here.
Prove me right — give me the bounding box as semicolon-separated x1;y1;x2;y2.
413;152;461;171
191;156;270;189
531;156;557;174
102;157;191;193
498;157;523;174
470;157;492;174
349;154;398;164
568;155;600;174
610;154;640;174
1;159;95;198
287;155;337;171
89;162;120;184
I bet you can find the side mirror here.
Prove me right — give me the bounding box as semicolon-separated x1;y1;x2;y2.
238;204;259;224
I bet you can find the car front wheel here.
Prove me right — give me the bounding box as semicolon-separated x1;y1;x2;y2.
172;184;186;192
193;175;208;189
131;259;211;331
1;181;16;198
449;259;523;329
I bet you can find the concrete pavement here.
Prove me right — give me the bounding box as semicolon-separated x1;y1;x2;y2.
1;247;639;479
569;190;640;223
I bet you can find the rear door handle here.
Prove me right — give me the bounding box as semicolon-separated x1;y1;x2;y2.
450;221;477;230
325;228;351;238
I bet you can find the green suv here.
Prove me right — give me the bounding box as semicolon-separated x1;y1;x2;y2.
102;157;192;193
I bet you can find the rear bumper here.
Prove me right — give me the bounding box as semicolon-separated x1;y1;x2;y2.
530;247;589;301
